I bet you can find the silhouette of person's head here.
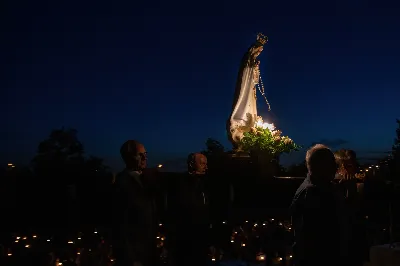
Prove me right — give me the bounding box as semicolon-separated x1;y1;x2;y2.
334;149;358;176
187;153;208;175
306;144;337;183
120;140;147;171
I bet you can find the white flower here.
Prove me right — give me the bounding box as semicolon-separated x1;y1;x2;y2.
254;116;275;131
261;122;275;131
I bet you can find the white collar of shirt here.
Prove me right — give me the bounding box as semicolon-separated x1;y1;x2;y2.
126;169;143;187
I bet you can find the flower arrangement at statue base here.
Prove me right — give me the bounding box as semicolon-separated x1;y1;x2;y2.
239;116;301;177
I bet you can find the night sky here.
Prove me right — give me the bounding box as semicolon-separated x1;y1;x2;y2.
2;0;400;171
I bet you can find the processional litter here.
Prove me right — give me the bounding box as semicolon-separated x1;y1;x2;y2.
227;33;272;150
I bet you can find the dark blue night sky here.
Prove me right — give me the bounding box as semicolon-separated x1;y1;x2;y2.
2;0;400;171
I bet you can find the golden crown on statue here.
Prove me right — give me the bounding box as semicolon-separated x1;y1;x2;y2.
256;33;268;46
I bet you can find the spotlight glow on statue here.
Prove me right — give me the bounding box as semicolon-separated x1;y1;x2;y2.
227;33;271;150
255;118;275;131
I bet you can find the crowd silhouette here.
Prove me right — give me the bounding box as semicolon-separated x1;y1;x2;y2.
1;119;400;266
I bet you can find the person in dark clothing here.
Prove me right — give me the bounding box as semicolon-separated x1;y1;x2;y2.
167;152;210;266
334;149;369;266
290;144;350;266
112;140;158;266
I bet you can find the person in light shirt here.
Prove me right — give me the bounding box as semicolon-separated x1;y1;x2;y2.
112;140;158;266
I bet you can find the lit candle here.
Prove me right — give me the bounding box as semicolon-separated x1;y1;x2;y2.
256;252;266;261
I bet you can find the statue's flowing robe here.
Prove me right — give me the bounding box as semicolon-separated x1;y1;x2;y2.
227;52;259;148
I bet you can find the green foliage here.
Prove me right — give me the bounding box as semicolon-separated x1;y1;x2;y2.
240;127;301;156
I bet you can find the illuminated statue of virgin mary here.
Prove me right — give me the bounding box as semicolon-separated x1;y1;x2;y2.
227;33;268;149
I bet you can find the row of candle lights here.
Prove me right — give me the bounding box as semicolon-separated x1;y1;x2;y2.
4;219;293;265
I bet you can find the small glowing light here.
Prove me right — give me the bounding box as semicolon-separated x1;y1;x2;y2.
369;166;371;169
211;257;216;261
7;253;12;256
278;257;283;261
262;223;266;226
288;227;292;230
158;164;163;168
77;237;81;240
222;221;226;224
279;222;283;226
77;252;81;255
16;237;20;239
47;239;51;242
22;237;27;240
94;231;97;234
68;241;74;244
159;223;162;226
25;244;30;248
160;237;165;241
11;165;15;168
260;256;265;260
366;169;369;172
376;165;379;168
290;255;293;258
245;220;248;223
231;240;234;243
32;235;37;238
110;259;114;262
271;218;274;221
7;163;13;166
242;243;246;247
15;240;19;243
58;263;63;266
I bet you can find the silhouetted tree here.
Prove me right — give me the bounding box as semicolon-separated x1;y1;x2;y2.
32;128;85;183
203;138;225;155
29;128;110;234
202;138;226;174
286;160;307;177
390;119;400;181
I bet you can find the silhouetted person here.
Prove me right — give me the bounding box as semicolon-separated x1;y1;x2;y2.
167;153;210;266
335;149;368;266
290;144;350;266
112;140;158;266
